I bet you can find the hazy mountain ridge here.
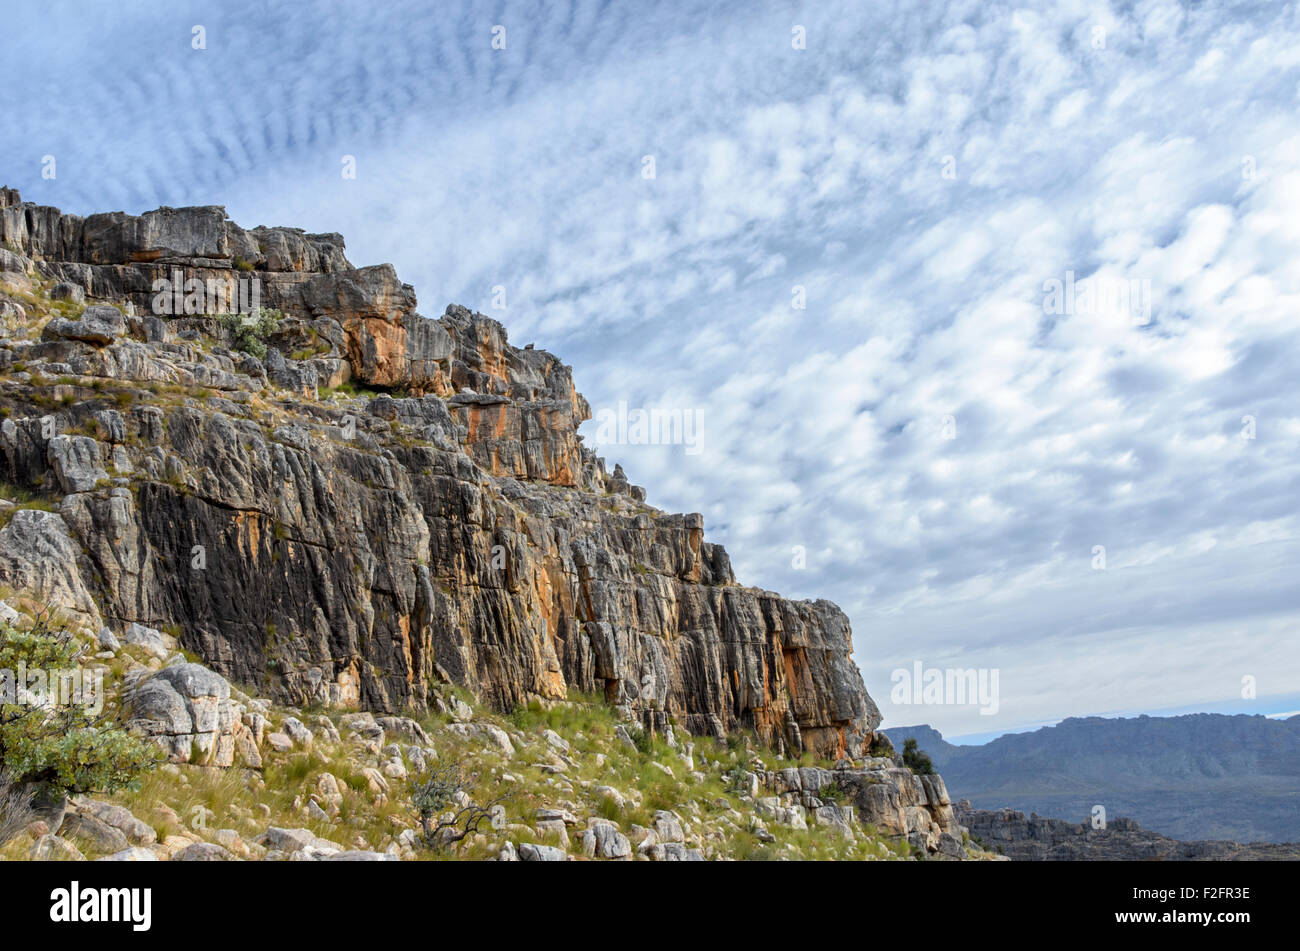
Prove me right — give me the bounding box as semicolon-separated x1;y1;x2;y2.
885;713;1300;843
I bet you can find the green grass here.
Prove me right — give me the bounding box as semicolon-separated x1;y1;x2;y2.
320;379;382;401
504;690;617;737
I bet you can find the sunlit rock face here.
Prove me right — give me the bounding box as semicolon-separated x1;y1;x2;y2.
0;191;881;760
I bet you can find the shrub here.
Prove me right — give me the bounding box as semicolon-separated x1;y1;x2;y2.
726;765;752;796
902;738;935;775
218;307;282;360
409;765;508;852
0;613;162;799
820;780;847;805
595;794;623;821
626;726;655;755
868;733;895;758
0;771;34;847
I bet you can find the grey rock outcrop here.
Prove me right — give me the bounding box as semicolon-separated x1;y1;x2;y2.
0;508;102;628
46;434;108;493
759;760;964;857
124;662;259;767
41;304;125;345
0;190;882;761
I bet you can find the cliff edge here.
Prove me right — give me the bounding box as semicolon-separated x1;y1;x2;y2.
0;189;880;763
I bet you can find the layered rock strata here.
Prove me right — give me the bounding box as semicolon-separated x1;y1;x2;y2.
0;189;880;760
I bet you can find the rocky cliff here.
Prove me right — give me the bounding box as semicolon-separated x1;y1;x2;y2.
0;188;880;763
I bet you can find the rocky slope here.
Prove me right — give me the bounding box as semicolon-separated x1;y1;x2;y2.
0;188;979;860
0;597;974;862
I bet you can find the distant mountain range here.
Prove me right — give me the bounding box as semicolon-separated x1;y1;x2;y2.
883;714;1300;843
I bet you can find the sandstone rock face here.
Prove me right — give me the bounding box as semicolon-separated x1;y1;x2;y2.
1;198;347;273
0;191;881;760
47;434;109;492
124;662;259;767
0;508;102;628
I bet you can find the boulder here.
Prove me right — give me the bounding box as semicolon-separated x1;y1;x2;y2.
645;842;704;861
97;847;159;861
173;842;235;861
652;810;685;844
518;842;567;862
120;622;175;660
49;282;86;304
72;798;156;846
259;827;341;853
41;304;125;345
30;834;86;861
322;850;398;861
447;722;515;757
581;819;632;859
376;715;431;745
60;813;130;854
281;716;313;748
124;662;256;767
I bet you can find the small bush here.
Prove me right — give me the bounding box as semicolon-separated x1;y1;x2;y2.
218;307;282;360
902;738;934;775
868;734;895;758
595;794;623;821
626;726;654;755
820;781;847;805
0;614;162;798
409;765;508;852
726;765;752;796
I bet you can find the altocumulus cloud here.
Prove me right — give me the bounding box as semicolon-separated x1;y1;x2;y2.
3;0;1299;737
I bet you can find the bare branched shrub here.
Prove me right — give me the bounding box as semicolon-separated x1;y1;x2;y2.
409;765;508;852
0;771;35;847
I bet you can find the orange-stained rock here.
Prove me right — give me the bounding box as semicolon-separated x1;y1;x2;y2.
0;191;883;760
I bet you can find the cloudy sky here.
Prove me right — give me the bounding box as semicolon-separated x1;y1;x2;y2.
4;0;1298;740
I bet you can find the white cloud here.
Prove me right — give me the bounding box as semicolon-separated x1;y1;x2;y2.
4;0;1299;737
